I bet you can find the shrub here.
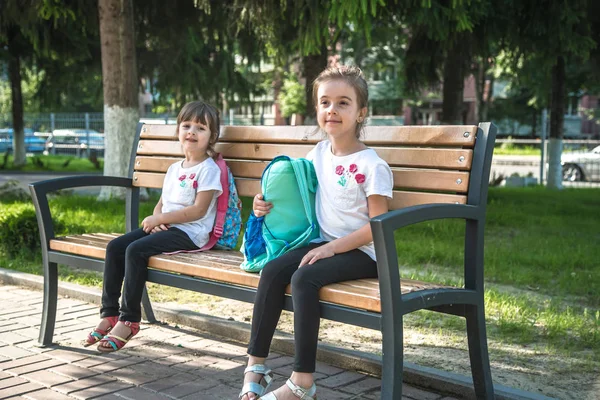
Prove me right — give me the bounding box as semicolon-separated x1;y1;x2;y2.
0;203;47;257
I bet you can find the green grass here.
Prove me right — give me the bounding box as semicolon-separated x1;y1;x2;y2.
1;188;599;360
493;145;540;156
0;153;102;173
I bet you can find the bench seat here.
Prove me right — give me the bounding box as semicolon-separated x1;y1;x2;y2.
50;233;450;313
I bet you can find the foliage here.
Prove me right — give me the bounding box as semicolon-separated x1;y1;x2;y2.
277;74;306;117
0;202;51;256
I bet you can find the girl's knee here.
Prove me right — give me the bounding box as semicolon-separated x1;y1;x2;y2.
291;267;318;290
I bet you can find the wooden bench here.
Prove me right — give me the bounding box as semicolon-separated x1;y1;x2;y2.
30;122;497;399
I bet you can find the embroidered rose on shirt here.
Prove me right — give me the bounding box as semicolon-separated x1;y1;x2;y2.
193;180;198;189
336;163;363;187
179;174;186;181
189;173;196;180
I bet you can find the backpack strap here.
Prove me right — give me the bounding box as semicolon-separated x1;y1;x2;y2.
199;153;229;251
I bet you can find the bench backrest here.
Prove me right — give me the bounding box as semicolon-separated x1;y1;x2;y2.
129;123;496;210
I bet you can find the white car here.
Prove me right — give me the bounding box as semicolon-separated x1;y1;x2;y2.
562;145;600;182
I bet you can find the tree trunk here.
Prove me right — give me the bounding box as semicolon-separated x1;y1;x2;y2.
441;40;465;124
7;29;26;167
547;55;565;190
98;0;139;200
303;43;328;122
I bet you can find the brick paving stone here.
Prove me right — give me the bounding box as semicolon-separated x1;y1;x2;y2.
0;371;11;379
53;375;117;395
0;320;16;327
22;369;74;387
70;380;133;400
0;331;32;345
106;361;176;385
107;386;173;399
0;381;44;397
50;364;98;380
120;342;188;359
171;354;222;373
61;309;99;320
61;304;98;315
0;306;36;317
0;345;35;360
315;360;344;376
21;388;76;399
439;397;461;400
45;348;94;363
0;354;49;371
12;327;41;339
0;322;28;333
8;316;40;327
89;355;146;373
6;358;66;376
338;376;382;395
150;353;193;367
140;371;197;392
316;370;366;389
0;309;41;319
403;383;443;400
55;323;95;335
160;376;221;398
264;354;295;369
0;376;28;389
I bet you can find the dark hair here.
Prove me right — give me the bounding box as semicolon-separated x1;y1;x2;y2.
312;66;369;138
176;101;220;157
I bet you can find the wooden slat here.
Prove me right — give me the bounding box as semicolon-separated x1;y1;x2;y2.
139;124;478;147
137;141;473;170
134;157;469;192
390;191;466;208
132;172;164;189
373;147;473;170
393;169;470;193
134;156;181;172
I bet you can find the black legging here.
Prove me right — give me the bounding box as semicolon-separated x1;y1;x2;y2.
247;242;378;372
100;227;198;322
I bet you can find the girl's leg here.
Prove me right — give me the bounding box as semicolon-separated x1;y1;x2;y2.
247;242;324;357
242;243;324;400
98;227;198;351
119;227;198;322
261;248;376;399
291;249;377;372
100;228;147;318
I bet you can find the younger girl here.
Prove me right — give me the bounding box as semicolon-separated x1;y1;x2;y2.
239;66;394;400
84;101;223;352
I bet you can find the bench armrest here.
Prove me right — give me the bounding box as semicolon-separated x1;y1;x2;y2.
29;175;137;251
370;203;485;310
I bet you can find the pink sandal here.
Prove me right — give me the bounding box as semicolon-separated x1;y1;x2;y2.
97;321;140;353
83;316;119;347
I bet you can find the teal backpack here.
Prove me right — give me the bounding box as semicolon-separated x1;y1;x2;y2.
240;156;320;273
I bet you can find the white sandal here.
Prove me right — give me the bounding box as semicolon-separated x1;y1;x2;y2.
238;364;274;399
261;379;317;400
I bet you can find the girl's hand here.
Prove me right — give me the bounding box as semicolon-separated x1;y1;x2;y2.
141;215;160;233
150;224;170;234
253;194;272;217
299;244;336;267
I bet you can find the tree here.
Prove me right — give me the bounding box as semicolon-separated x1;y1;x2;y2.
500;0;596;189
97;0;138;200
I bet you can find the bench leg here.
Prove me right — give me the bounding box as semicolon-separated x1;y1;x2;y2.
380;316;403;400
141;285;157;323
466;304;495;399
38;261;58;346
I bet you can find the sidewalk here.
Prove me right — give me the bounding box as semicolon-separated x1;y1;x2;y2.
0;284;455;400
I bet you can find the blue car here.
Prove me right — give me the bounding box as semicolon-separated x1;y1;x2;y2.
0;128;47;154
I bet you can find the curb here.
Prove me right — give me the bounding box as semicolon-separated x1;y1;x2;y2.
0;267;554;400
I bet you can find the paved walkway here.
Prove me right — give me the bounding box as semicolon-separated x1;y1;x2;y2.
0;284;457;400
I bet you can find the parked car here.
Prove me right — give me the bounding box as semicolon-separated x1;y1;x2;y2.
0;128;46;154
45;129;105;156
562;145;600;182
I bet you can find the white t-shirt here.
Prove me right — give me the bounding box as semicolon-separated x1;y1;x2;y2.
306;140;394;260
161;158;223;248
